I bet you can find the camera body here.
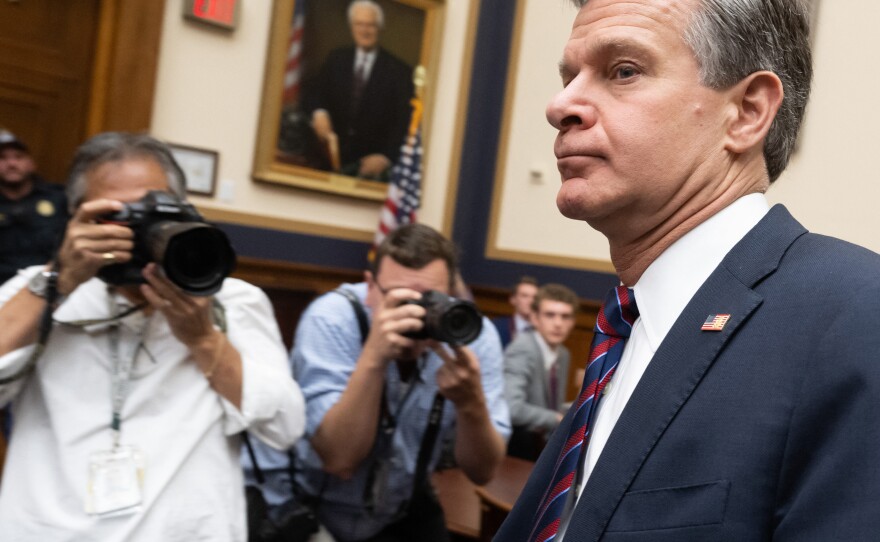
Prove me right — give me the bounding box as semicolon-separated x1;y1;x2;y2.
402;290;483;345
98;190;236;296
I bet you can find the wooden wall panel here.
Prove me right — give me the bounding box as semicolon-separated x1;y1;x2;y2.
0;0;100;182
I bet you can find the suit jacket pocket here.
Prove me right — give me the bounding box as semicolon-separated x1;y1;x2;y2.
606;480;730;532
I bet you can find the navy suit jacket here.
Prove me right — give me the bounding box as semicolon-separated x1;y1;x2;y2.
302;46;413;168
496;205;880;541
493;315;515;348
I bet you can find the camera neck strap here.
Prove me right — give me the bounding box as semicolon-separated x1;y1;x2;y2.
334;287;446;507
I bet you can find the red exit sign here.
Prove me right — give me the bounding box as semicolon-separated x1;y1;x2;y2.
184;0;240;30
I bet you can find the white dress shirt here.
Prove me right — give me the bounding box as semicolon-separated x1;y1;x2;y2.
354;48;377;82
559;194;769;539
0;267;305;542
533;331;560;372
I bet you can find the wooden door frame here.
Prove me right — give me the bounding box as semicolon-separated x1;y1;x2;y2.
87;0;167;135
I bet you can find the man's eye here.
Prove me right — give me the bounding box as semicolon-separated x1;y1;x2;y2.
612;64;640;80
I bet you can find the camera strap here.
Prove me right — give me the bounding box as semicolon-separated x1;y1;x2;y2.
236;295;322;512
334;287;446;513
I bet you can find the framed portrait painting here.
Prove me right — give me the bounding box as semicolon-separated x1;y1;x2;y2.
253;0;443;201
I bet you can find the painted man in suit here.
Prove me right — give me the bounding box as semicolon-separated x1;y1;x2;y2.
492;276;538;348
497;0;880;540
304;0;414;180
504;283;577;460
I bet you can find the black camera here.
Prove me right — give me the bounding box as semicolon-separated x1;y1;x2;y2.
402;290;483;345
98;191;236;296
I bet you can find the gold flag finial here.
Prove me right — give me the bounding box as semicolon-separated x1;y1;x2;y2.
413;65;427;97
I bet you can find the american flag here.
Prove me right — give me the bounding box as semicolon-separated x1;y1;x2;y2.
701;314;731;331
373;130;423;250
282;1;306;104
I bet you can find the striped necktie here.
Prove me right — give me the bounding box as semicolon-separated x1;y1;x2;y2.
352;57;367;110
529;285;639;542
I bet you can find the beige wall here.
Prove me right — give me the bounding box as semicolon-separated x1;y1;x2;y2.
766;0;880;252
152;1;880;265
151;0;476;240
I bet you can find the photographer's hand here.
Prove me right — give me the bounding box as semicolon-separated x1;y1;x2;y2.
361;288;425;365
0;199;134;357
434;343;506;485
433;343;483;406
56;199;134;296
140;263;243;408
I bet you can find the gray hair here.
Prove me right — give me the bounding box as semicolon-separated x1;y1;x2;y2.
569;0;812;183
348;0;385;30
65;132;186;214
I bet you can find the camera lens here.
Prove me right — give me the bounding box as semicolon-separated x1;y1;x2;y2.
438;303;482;345
149;222;236;296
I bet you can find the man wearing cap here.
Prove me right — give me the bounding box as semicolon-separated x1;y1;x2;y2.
0;130;69;285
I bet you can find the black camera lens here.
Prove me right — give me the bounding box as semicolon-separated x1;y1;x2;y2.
151;222;236;296
434;303;483;345
403;290;484;345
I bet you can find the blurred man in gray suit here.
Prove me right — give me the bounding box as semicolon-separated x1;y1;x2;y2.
504;284;578;459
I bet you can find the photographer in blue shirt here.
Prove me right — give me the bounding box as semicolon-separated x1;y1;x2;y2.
285;224;510;541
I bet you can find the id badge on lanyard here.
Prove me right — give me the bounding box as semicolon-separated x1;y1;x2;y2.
85;295;147;517
85;445;145;517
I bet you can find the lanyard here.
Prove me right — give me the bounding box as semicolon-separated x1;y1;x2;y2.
107;293;150;449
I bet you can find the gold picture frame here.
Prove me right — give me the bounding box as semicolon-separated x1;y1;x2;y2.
253;0;444;201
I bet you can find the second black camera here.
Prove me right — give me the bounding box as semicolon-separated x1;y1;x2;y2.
402;290;483;345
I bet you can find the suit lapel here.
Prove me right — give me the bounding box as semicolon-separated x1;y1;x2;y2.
566;205;808;540
526;333;552;408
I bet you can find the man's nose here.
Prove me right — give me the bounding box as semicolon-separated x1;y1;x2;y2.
546;78;598;132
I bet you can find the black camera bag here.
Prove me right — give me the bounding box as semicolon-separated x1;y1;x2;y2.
243;433;319;542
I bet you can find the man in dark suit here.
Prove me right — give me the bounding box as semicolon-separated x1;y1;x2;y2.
504;284;577;460
303;0;414;180
497;1;880;541
492;276;538;348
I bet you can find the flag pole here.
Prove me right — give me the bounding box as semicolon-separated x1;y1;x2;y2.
369;65;427;262
408;66;426;138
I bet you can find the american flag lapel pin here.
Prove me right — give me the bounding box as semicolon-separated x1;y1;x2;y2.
701;314;730;331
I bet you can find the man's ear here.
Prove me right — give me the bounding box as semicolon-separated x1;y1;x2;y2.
724;70;784;154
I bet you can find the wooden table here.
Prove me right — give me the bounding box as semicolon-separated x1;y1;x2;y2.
432;456;534;540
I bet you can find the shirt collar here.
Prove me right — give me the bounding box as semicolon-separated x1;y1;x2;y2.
355;48;377;67
532;330;559;369
633;193;770;352
513;313;532;333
